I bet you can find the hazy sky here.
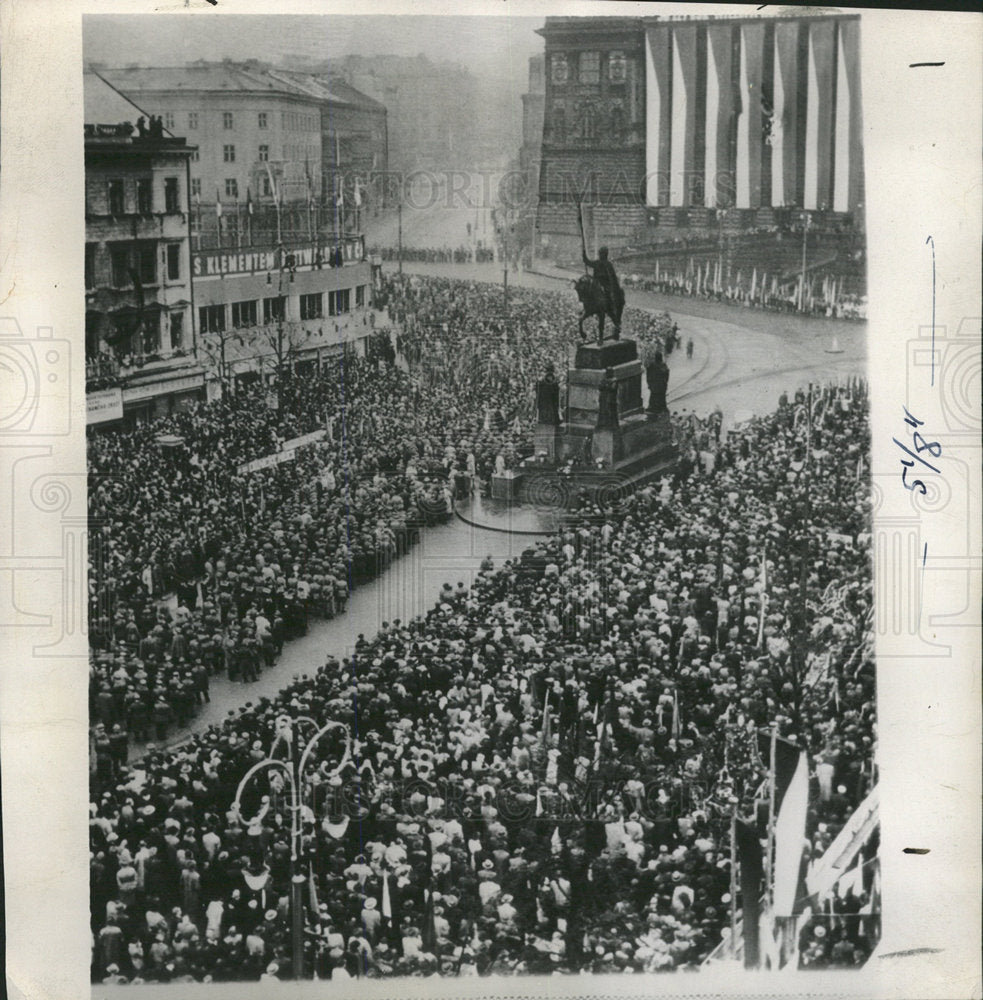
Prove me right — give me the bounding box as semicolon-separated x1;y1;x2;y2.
83;15;544;82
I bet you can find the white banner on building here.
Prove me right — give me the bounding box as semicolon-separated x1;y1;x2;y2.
86;387;124;425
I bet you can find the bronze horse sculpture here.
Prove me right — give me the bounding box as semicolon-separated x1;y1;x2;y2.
575;274;624;344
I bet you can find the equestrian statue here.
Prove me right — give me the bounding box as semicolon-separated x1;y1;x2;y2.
575;202;625;344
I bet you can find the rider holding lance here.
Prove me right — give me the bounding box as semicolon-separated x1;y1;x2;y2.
578;202;625;340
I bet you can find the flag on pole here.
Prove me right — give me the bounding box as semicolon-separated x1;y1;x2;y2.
264;163;279;206
308;861;320;913
215;188;222;218
750;267;758;300
735;819;764;968
246;187;254;215
770;741;810;917
381;869;392;919
756;549;768;650
421;887;437;953
540;687;552;749
353;177;363;207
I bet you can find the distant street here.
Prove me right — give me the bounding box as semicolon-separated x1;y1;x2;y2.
364;172;499;254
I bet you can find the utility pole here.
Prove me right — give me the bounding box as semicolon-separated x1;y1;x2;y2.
799;213;810;312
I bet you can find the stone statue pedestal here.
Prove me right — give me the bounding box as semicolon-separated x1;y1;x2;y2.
534;423;562;463
559;339;678;485
491;469;523;501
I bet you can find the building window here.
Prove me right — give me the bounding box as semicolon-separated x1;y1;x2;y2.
223;144;236;163
225;178;238;198
163;112;175;130
300;292;322;320
258;112;268;129
579;52;600;85
608;51;627;83
199;304;226;334
190;178;201;199
164;177;180;213
109;244;130;287
261;175;272;197
223;111;234;129
170;311;185;351
137;178;153;214
85;244;96;291
355;285;366;308
192;148;200;162
143;321;160;356
328;288;351;316
263;297;285;323
231;299;258;327
188;112;198;129
108;179;125;215
258;144;269;162
551;54;569;85
136;242;157;284
166;244;181;281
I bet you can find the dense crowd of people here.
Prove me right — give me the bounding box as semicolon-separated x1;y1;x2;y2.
88;276;677;762
87;267;877;982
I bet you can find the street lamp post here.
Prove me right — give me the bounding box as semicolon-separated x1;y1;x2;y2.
397;199;403;276
232;715;351;980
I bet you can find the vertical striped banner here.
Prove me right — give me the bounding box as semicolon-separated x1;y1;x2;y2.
760;20;775;209
735;26;751;208
670;25;697;206
807;19;837;210
742;22;766;208
840;18;864;215
795;22;810;208
693;26;708;206
645;25;674;206
803;23;820;210
706;23;736;208
833;22;852;212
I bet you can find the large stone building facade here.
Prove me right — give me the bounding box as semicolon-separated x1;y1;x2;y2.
84;74;205;427
99;63;387;246
535;13;864;261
